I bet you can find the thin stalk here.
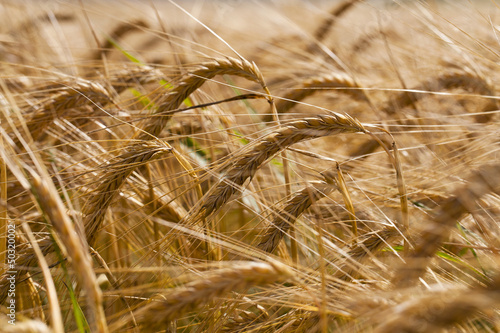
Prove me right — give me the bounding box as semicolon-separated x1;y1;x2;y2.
336;163;357;240
392;142;409;254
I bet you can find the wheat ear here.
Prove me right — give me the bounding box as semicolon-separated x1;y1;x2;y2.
193;113;366;223
263;73;368;123
108;65;164;94
93;19;149;60
115;262;293;332
373;278;500;333
18;79;111;143
222;308;318;333
381;71;498;119
394;163;500;286
83;141;172;247
138;56;269;139
258;181;335;253
336;227;399;281
313;0;362;43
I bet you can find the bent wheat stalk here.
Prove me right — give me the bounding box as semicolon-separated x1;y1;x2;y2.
29;171;108;333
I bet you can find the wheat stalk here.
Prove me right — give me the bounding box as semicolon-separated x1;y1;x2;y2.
29;171;108;333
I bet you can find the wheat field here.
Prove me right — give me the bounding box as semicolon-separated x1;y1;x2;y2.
0;0;499;332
